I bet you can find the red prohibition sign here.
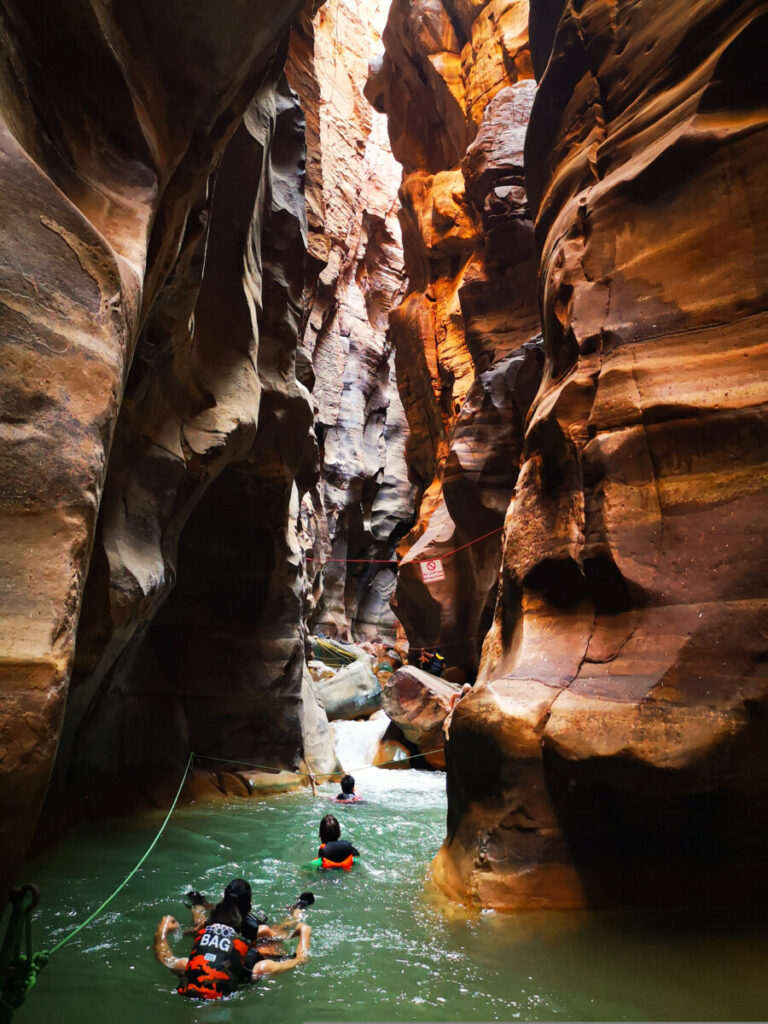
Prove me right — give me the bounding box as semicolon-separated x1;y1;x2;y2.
426;560;437;570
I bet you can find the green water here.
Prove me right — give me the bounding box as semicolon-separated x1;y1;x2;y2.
13;767;768;1023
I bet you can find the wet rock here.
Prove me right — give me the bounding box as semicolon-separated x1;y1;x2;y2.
300;669;344;777
373;719;415;770
381;666;462;768
313;658;383;721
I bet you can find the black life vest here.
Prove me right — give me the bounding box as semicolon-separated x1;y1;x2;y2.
177;923;249;1000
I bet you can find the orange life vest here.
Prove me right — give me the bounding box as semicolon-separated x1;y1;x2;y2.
318;842;355;871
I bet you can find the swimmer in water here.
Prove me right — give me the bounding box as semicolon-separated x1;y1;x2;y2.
313;814;360;870
335;774;361;802
154;879;313;998
308;772;362;802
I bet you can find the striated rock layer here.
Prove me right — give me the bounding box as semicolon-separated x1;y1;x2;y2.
435;0;768;909
370;0;543;676
287;0;415;643
0;1;317;900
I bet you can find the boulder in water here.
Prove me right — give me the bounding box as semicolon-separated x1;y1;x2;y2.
313;658;383;721
381;667;461;768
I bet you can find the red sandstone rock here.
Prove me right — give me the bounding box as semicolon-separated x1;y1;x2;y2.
381;666;462;768
435;0;768;910
372;0;543;677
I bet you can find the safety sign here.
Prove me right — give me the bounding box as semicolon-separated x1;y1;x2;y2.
420;558;446;583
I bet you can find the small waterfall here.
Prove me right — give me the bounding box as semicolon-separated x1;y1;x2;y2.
330;710;391;771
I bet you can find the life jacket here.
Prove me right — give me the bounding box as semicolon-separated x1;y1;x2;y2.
419;650;445;677
318;841;355;871
177;923;249;1000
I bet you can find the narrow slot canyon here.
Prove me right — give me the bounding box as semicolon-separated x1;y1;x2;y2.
0;0;767;1020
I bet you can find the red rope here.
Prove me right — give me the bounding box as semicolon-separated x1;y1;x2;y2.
306;525;503;567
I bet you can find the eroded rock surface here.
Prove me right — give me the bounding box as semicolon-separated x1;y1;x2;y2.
435;0;768;910
381;666;460;768
370;0;543;676
312;657;383;721
288;0;415;642
55;70;321;819
0;0;315;900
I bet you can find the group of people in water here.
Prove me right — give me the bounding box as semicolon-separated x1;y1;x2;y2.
153;775;363;1001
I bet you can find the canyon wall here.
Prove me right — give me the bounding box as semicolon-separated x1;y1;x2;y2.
0;0;319;899
288;0;414;643
435;0;768;909
370;0;543;677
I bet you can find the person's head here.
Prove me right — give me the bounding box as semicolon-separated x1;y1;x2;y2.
223;878;252;918
209;894;243;931
340;775;355;795
319;814;341;843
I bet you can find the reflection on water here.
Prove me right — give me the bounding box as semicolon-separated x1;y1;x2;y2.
14;765;768;1023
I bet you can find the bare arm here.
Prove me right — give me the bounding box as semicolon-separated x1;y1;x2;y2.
309;772;318;796
153;915;189;975
257;905;303;943
252;924;311;979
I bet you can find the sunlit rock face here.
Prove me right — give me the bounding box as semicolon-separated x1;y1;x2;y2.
370;0;543;676
0;0;309;898
435;0;768;910
287;0;415;643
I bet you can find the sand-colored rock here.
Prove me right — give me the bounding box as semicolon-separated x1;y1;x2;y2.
300;669;344;777
371;1;542;676
436;0;768;910
313;658;383;721
381;666;462;768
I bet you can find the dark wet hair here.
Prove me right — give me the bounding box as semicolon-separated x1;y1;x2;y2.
319;814;341;843
209;894;243;931
223;878;252;918
340;775;355;794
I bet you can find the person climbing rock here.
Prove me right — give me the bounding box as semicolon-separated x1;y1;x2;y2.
334;774;361;803
154;879;313;997
310;814;360;870
417;647;445;677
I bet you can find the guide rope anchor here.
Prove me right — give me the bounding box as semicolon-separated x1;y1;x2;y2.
0;883;48;1023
